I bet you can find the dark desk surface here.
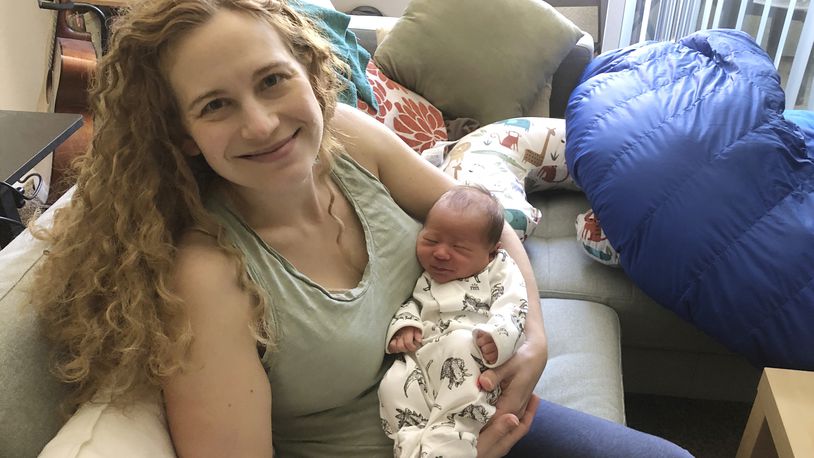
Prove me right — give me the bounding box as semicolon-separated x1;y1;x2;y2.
0;110;83;183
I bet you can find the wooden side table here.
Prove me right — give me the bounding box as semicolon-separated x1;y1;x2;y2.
0;111;82;248
736;367;814;458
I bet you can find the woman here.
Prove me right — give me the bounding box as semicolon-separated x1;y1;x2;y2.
33;0;692;456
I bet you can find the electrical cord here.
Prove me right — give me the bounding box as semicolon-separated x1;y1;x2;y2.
0;173;44;204
0;215;26;230
18;172;44;200
0;176;41;239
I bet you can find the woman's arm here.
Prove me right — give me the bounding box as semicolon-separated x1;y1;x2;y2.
164;232;273;458
331;104;456;219
333;105;548;449
481;224;548;414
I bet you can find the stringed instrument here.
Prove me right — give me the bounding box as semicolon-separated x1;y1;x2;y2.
44;1;102;203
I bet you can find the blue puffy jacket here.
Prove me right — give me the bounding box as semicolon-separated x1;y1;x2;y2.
566;29;814;370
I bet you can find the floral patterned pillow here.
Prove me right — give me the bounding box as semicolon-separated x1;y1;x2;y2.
357;61;448;153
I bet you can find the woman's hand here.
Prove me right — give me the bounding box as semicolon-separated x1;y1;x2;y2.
476;395;540;457
478;335;547;419
473;335;546;456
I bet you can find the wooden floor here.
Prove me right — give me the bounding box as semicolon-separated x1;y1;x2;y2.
625;393;752;458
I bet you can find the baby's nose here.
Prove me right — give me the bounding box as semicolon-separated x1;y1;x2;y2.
433;246;451;260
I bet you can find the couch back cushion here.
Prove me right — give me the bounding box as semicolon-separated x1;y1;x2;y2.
0;189;74;457
372;0;582;125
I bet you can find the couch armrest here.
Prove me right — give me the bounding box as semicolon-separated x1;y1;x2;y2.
550;32;593;119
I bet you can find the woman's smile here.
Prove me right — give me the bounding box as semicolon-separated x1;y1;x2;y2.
238;128;299;162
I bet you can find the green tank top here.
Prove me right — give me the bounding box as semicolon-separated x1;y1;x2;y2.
207;154;422;457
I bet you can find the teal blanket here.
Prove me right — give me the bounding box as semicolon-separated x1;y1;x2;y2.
291;1;378;110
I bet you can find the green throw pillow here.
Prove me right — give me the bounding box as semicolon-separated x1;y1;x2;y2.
373;0;582;125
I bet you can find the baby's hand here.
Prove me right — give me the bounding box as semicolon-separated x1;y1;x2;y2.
475;330;498;365
388;326;423;353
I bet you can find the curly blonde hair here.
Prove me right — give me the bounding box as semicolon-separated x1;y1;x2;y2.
31;0;345;414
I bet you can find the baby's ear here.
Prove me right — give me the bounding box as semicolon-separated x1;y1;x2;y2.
489;242;503;259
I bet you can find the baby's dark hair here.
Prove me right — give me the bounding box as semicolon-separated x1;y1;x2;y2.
435;184;504;246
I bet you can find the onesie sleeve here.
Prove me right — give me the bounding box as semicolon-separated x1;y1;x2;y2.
473;250;528;367
384;297;422;353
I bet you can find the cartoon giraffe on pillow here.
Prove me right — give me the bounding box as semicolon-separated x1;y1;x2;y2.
524;126;569;183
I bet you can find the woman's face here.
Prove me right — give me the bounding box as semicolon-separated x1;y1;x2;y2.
165;9;324;193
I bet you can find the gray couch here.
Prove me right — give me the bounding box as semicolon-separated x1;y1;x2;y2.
0;26;758;458
353;20;762;404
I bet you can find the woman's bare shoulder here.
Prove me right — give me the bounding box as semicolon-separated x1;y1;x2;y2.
175;231;230;281
329;103;402;178
176;230;227;265
330;104;454;220
173;230;251;318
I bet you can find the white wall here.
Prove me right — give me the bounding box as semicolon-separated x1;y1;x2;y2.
0;1;57;112
1;2;58;197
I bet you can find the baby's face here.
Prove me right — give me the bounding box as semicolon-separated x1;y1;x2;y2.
416;206;496;283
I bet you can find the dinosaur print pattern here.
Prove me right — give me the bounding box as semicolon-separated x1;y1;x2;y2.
462;294;490;315
440;357;472;389
395;408;429;429
512;300;528;334
456;404;492;424
438;314;466;333
381;418;393;436
491;283;505;303
404;367;428;397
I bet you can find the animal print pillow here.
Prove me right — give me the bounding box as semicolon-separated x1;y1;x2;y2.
440;117;580;192
515;117;580;193
576;209;620;267
419;117;590;240
420;141;541;242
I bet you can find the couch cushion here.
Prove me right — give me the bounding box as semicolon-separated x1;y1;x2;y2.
35;300;623;458
0;190;73;458
372;0;582;125
39;391;174;458
534;298;624;424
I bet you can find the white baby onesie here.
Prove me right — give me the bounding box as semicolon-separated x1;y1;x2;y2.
378;250;528;458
